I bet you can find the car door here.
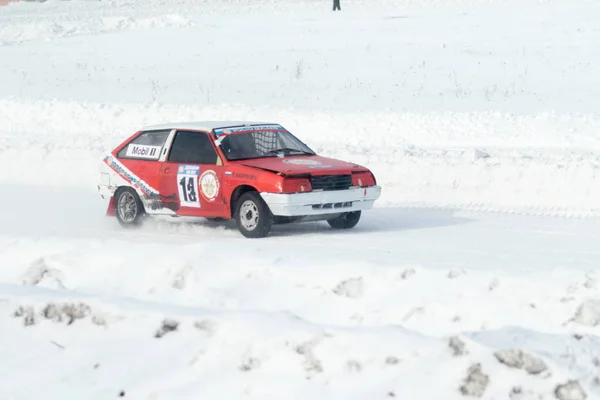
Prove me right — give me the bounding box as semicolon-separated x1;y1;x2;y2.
113;129;172;210
158;129;226;217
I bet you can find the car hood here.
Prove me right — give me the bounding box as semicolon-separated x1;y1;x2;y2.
234;155;368;175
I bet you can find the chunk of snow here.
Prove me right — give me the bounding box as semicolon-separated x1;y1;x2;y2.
571;300;600;327
449;336;468;356
554;380;587;400
333;277;364;299
494;349;548;375
459;363;489;397
155;318;179;338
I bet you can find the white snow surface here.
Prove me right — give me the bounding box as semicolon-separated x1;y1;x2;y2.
1;0;600;399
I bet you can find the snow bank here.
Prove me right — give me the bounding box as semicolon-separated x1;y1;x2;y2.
1;224;599;399
6;292;586;399
0;14;195;45
2;0;577;47
2;98;600;216
1;1;598;114
6;295;596;399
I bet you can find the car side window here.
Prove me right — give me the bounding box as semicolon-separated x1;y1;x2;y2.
168;130;219;164
117;129;171;160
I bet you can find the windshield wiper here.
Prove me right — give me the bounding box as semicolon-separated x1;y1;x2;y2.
268;148;314;155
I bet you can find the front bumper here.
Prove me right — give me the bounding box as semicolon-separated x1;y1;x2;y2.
260;185;382;217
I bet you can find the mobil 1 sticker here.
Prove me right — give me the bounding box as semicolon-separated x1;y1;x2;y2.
125;144;162;160
177;165;200;208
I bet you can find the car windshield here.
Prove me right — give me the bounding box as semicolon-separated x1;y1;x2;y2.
215;125;316;161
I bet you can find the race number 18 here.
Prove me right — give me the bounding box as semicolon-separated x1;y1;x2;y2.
177;165;200;208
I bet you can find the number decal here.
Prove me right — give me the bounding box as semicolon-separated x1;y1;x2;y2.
179;176;198;202
176;165;200;208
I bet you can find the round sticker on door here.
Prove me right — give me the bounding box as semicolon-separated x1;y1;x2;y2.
282;159;321;166
199;170;220;201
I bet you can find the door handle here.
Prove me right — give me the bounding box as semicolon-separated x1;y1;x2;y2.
161;167;170;173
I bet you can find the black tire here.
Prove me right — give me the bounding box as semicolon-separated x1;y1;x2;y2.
234;191;273;238
114;187;145;228
327;211;361;230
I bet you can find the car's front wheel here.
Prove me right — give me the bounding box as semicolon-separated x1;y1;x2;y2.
114;187;145;228
234;191;273;238
327;211;361;230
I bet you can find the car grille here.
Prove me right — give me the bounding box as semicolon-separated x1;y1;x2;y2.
310;174;352;191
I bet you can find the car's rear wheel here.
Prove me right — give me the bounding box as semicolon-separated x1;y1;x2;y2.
115;187;145;228
327;211;361;230
234;191;273;238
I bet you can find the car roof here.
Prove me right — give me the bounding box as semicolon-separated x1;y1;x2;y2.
141;121;278;132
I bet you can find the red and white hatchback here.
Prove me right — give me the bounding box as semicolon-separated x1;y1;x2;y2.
98;121;382;238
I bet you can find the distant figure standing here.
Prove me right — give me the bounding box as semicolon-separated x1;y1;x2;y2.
333;0;340;11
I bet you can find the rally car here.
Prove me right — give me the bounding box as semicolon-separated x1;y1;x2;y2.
97;121;382;238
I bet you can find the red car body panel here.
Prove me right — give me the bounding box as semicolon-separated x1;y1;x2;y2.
157;161;228;217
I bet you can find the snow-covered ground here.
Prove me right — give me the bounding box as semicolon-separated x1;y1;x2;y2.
1;0;600;399
3;184;600;399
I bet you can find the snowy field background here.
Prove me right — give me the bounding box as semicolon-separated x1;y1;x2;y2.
1;0;600;399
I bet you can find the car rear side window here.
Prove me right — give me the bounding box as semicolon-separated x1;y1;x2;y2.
117;129;171;160
168;130;219;164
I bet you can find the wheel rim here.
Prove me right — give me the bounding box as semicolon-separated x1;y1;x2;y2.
117;192;138;223
240;199;259;231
